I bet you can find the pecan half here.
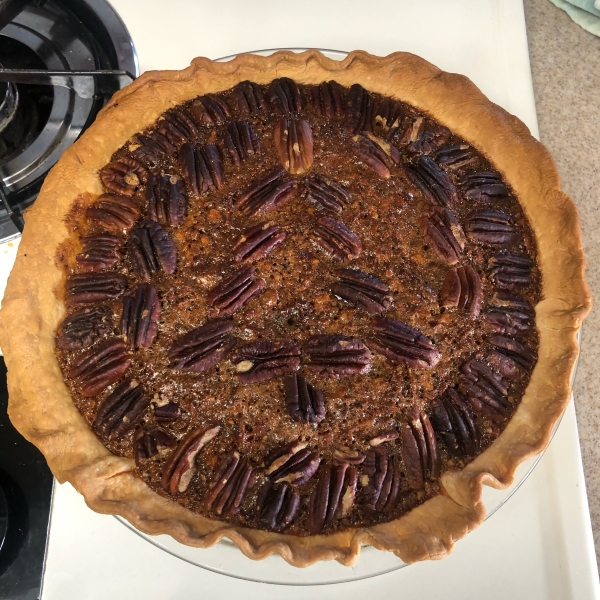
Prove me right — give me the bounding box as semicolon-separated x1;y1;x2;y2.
373;98;403;135
168;318;234;373
369;430;399;446
440;266;483;317
331;268;393;314
204;452;257;517
362;448;401;513
313;217;362;261
206;266;265;316
128;220;177;281
332;446;365;465
56;305;113;351
489;252;534;290
264;441;321;485
230;341;301;384
464;210;519;246
273;118;314;175
267;77;303;115
402;122;451;155
369;317;440;369
160;425;221;494
458;360;512;422
94;378;149;438
66;272;128;305
231;80;268;116
256;481;302;532
284;374;326;423
233;166;296;216
153;402;181;423
433;144;476;170
179;143;224;195
432;390;479;458
100;157;148;197
420;206;466;265
157;116;190;146
304;334;371;376
309;81;345;117
133;426;176;466
353;133;400;178
231;222;286;262
345;84;373;135
75;234;122;272
131;131;176;165
87;194;141;232
491;335;536;374
192;94;231;125
120;284;160;349
400;411;440;490
484;292;535;336
224;120;261;166
460;170;510;202
161;108;199;143
308;462;358;533
146;174;187;226
70;339;131;396
405;155;458;206
304;174;352;215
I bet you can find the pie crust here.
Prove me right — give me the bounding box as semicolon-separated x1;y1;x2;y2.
0;50;591;567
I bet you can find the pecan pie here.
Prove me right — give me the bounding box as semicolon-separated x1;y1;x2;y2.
0;51;590;567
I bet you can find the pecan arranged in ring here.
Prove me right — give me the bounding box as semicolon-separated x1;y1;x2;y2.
369;317;440;369
133;426;176;466
168;318;234;373
307;462;358;533
489;252;534;289
362;448;400;513
231;80;268;116
460;170;510;202
433;144;476;170
304;174;352;215
353;133;400;179
345;83;373;135
224;120;261;165
161;108;199;143
233;166;296;216
76;234;122;272
204;452;257;517
66;272;128;305
332;446;365;465
284;374;326;423
160;425;221;494
273;118;314;175
86;194;141;232
331;268;393;314
432;390;479;458
146;174;187;226
230;340;301;384
56;305;113;351
131;131;176;165
400;411;440;489
420;206;466;265
190;94;231;125
402;122;450;155
304;334;371;377
309;81;345;117
231;222;286;263
373;98;403;135
264;441;321;485
120;284;160;349
484;292;535;336
256;481;302;532
464;210;519;245
94;378;149;439
458;360;512;422
267;77;303;115
313;217;362;261
100;157;148;197
179;143;224;195
490;335;536;374
206;266;265;316
405;155;458;206
70;339;131;397
128;220;177;281
440;266;483;317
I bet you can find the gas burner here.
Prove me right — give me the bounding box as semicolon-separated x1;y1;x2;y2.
0;0;138;242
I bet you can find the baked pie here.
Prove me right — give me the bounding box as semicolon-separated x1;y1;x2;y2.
0;50;590;566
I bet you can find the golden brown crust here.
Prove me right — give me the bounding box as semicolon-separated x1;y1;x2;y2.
0;50;591;566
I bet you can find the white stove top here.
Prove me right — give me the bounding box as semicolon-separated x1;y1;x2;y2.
1;0;597;597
